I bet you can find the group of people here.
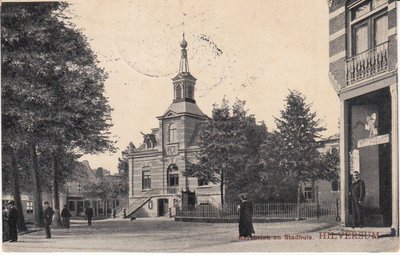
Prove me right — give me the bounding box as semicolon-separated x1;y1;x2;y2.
2;201;95;243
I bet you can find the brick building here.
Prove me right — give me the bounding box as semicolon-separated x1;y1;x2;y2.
126;35;221;218
327;0;398;235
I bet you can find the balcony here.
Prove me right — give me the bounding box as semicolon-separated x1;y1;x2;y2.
345;42;388;87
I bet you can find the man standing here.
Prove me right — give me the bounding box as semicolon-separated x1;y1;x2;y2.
8;201;18;242
85;204;94;226
43;201;54;238
350;171;366;228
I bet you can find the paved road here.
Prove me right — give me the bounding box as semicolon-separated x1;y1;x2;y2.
2;218;398;252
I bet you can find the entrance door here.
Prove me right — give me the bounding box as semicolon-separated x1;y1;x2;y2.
158;199;169;217
348;88;392;227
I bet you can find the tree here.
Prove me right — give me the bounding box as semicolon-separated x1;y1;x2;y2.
2;2;115;226
186;99;268;205
273;90;326;218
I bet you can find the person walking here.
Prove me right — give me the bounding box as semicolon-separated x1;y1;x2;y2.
85;204;94;226
43;201;54;238
238;194;255;238
8;201;19;242
3;205;10;242
350;171;366;228
61;205;71;231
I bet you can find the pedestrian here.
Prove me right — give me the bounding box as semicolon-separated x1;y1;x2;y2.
350;171;366;228
238;193;255;238
8;201;18;242
43;201;54;238
3;205;10;242
85;204;94;226
61;204;71;231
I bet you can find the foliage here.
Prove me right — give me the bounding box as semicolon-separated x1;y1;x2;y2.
186;98;268;203
273;90;326;184
1;2;116;224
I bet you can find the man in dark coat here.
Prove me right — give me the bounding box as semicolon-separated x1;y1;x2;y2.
8;201;18;242
85;205;94;226
3;206;10;242
238;194;255;238
43;201;54;238
350;171;366;228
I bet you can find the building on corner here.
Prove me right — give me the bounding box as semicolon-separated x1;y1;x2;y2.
327;0;398;235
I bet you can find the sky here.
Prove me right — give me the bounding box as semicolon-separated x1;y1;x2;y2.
49;0;339;173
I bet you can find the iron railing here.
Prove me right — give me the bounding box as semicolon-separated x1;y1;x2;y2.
176;202;338;220
345;42;388;87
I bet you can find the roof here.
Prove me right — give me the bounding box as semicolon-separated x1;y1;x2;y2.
159;101;207;119
172;72;196;81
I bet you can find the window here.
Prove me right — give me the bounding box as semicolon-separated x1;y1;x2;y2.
304;187;313;200
167;165;179;187
175;84;182;100
351;0;388;55
169;124;177;143
26;201;33;214
187;85;194;99
68;201;75;211
331;180;339;192
142;170;151;189
145;137;153;149
198;178;209;186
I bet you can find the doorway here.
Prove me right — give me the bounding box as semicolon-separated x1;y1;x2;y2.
348;88;392;227
158;199;169;217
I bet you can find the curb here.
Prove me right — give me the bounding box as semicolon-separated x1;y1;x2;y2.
18;228;44;236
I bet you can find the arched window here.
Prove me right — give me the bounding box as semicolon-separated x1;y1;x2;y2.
187;85;194;99
175;84;182;100
169;124;177;143
167;164;179;193
145;137;153;149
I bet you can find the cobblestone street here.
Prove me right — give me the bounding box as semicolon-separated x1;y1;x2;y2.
2;218;398;252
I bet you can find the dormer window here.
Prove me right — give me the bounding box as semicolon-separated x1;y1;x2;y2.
145;136;153;149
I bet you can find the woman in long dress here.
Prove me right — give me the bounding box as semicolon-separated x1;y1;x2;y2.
61;205;71;231
238;194;255;238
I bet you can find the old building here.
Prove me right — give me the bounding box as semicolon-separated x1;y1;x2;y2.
302;134;340;205
327;0;398;235
127;35;220;218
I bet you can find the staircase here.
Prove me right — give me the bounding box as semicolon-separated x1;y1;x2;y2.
117;196;152;218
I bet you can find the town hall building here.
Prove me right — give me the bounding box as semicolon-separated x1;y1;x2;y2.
126;35;221;217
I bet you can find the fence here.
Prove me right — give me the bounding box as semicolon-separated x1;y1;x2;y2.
176;202;338;220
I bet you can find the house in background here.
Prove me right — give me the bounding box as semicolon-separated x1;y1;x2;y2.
301;134;340;205
328;0;398;235
127;35;221;218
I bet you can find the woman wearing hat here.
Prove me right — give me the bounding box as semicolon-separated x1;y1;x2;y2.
238;193;255;238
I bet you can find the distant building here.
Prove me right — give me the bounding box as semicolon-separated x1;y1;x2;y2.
299;134;340;205
327;0;398;235
2;160;124;221
127;35;220;218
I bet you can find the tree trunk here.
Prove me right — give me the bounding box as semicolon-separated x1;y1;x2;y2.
30;143;44;227
220;170;224;208
296;181;301;220
10;146;27;231
52;151;62;227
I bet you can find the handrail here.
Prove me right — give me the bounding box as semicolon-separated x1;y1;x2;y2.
345;41;389;86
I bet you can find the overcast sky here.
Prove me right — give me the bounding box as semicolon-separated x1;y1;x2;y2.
58;0;340;173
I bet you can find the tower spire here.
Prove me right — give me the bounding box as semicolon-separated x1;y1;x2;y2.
179;33;189;73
